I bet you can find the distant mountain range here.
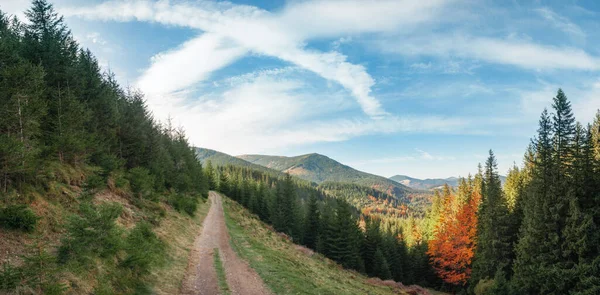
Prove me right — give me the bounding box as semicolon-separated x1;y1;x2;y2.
389;174;507;190
389;175;459;190
238;153;412;198
196;148;412;200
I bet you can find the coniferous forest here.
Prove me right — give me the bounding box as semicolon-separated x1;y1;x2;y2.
1;1;600;295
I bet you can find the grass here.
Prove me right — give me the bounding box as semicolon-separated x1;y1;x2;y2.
150;198;210;294
213;249;231;295
222;197;404;295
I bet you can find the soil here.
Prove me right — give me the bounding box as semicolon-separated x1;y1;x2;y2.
180;192;271;295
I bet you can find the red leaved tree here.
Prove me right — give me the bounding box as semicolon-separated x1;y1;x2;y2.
428;188;481;285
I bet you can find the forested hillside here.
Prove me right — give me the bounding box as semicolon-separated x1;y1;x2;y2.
210;90;600;294
2;1;600;295
419;92;600;294
238;153;411;198
0;1;208;293
198;147;432;217
390;175;459;190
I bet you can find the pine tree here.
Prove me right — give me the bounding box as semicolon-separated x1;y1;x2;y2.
205;160;216;190
303;193;320;250
373;248;392;280
0;36;46;191
218;171;230;196
470;151;513;287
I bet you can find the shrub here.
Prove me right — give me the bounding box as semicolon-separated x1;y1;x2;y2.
474;278;495;295
84;173;105;191
167;194;198;216
0;263;21;291
21;243;66;295
0;204;38;232
58;202;123;263
120;222;166;276
127;167;155;198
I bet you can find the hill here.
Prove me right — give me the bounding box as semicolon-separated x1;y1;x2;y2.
389;175;459;190
390;175;507;190
238;153;412;199
195;147;281;175
223;196;436;295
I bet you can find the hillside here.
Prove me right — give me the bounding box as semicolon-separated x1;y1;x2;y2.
238;153;412;199
389;175;459;190
195;147;281;176
390;175;507;190
223;195;436;295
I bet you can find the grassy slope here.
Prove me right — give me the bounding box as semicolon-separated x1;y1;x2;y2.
222;197;404;295
0;179;210;294
151;199;210;294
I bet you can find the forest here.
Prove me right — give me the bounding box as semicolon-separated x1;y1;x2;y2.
0;1;208;293
1;1;600;294
207;95;600;294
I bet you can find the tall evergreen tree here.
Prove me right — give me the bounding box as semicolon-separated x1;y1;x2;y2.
470;151;513;288
303;193;320;250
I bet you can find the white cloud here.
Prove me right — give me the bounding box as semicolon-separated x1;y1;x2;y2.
85;32;107;45
535;7;586;39
382;34;600;70
62;0;456;118
415;148;456;161
150;72;471;155
137;33;246;99
517;79;600;123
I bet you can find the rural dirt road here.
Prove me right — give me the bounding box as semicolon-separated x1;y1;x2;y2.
180;192;271;295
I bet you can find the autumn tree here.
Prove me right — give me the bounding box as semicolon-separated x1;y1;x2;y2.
428;178;480;285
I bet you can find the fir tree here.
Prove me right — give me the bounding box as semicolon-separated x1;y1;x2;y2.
470;151;513;287
303;193;320;250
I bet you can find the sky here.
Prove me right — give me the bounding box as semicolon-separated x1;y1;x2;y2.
2;0;600;179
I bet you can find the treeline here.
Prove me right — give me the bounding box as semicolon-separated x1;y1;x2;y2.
1;1;208;293
0;0;207;201
209;164;441;287
421;91;600;294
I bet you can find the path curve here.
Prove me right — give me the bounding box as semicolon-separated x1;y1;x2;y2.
180;192;271;295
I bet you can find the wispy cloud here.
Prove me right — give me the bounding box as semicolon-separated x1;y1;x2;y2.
62;0;456;118
137;33;246;98
381;34;600;70
535;7;586;39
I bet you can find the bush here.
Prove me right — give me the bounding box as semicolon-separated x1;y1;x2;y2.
127;167;155;198
0;204;38;232
0;263;21;291
84;173;105;191
121;222;166;276
474;278;495;295
58;202;123;263
167;194;199;216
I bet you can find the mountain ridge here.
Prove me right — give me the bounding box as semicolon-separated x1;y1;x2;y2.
236;153;413;199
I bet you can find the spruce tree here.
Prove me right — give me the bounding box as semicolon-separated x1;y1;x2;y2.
303;193;320;250
205;160;216;190
470;151;513;287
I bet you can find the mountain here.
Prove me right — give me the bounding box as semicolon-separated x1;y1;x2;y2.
237;153;412;198
389;175;460;190
195;147;286;177
390;174;507;190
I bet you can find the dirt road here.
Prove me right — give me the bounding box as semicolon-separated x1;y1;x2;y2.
180;192;271;295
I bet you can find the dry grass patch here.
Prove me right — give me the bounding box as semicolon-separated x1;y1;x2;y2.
150;199;210;294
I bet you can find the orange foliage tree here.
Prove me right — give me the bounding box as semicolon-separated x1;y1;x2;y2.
427;188;481;285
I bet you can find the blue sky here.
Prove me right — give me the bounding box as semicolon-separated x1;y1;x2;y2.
3;0;600;179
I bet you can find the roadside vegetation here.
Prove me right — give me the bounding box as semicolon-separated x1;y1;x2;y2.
223;197;403;295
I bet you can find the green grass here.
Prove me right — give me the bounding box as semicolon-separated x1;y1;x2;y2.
213;249;231;295
222;197;403;295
